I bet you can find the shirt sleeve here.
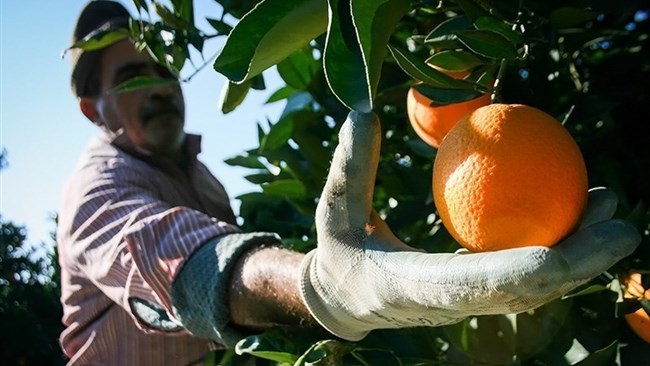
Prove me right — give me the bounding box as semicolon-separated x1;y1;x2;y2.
171;232;282;347
61;157;241;335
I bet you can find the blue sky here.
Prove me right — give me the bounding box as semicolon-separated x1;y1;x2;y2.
0;1;284;249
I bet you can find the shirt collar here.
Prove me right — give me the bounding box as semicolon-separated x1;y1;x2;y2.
105;131;203;176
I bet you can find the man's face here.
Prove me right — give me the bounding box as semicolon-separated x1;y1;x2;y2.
86;40;186;158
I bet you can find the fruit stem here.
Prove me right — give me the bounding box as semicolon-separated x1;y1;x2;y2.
491;59;508;104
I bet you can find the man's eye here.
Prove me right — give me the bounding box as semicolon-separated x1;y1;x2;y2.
117;72;144;84
156;66;178;80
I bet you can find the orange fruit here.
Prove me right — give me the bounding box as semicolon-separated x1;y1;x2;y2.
623;272;650;343
406;70;491;148
432;103;588;252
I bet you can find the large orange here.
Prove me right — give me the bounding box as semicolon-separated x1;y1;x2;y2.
623;271;650;344
432;104;588;252
407;71;491;148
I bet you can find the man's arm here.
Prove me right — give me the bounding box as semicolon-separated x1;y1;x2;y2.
175;111;639;346
171;233;316;347
228;246;317;330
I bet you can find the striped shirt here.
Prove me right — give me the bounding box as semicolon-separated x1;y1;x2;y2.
57;133;242;365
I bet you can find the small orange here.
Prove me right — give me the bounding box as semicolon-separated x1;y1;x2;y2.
432;103;588;252
623;271;650;344
406;70;491;148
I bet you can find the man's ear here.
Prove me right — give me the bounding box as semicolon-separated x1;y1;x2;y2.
79;97;101;127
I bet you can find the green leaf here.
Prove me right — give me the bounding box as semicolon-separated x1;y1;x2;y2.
422;35;464;50
214;0;328;83
110;76;178;94
235;334;300;363
138;23;169;68
455;29;519;59
473;17;522;45
322;0;368;112
425;15;474;43
573;341;618;366
168;42;188;74
172;0;194;26
277;48;320;91
261;180;307;198
266;85;298;103
224;154;267;169
289;111;332;172
324;0;410;112
217;80;252;114
202;348;217;366
455;0;522;44
469;65;495;88
130;18;146;48
244;173;275;184
133;0;148;12
425;50;486;71
455;0;491;24
388;45;484;90
70;27;129;52
413;84;484;105
154;2;189;29
188;28;205;53
251;74;266;90
261;115;295;152
206;18;233;35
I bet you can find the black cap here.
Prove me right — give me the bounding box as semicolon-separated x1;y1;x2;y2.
69;0;131;97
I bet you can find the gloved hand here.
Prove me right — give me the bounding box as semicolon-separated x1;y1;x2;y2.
299;111;641;341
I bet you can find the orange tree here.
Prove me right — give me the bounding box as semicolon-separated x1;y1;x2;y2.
83;0;650;364
0;152;63;365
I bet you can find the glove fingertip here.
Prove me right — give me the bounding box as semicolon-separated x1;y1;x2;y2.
580;187;618;228
556;219;640;281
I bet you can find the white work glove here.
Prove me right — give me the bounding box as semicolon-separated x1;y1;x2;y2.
299;111;640;341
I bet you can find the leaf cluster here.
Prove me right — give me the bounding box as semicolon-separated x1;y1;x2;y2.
0;217;64;365
125;0;650;364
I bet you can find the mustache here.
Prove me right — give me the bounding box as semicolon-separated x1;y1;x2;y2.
140;97;183;124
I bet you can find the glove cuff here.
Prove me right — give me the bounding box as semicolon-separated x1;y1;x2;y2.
299;249;370;341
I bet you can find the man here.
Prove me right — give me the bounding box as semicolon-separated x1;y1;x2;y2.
57;1;641;365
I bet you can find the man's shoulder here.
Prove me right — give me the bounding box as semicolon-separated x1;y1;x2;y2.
65;136;153;188
82;135;149;170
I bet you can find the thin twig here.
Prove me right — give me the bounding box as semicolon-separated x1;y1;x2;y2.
181;49;221;83
491;58;508;103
